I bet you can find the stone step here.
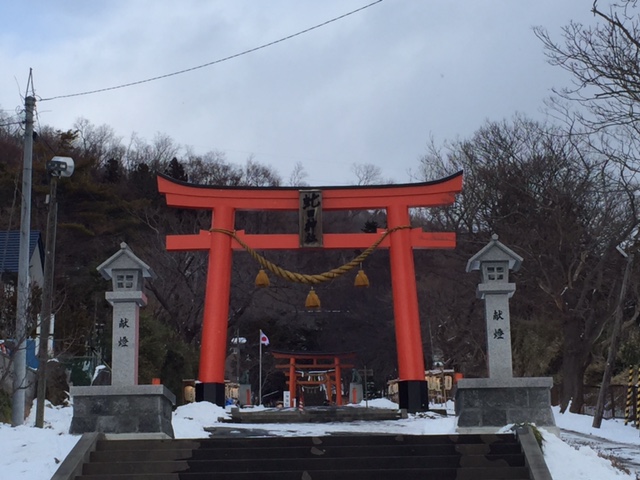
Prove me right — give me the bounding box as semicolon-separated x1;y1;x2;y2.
94;433;519;451
68;432;536;480
90;442;522;462
225;407;404;423
82;454;526;475
76;466;531;480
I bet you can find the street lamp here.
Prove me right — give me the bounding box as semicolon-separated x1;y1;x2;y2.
35;156;74;428
231;334;247;384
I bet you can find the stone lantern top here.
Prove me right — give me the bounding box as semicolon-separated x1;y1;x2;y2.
466;234;523;276
97;242;156;292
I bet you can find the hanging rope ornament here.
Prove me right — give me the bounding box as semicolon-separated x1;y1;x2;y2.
354;263;370;287
209;225;411;306
255;269;270;287
210;225;410;283
305;287;321;309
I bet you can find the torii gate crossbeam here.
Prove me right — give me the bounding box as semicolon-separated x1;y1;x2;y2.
157;171;463;412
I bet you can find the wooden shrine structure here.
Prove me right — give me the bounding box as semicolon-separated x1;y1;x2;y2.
272;351;356;407
157;171;463;412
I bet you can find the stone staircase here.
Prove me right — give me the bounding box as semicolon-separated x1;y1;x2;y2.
66;432;545;480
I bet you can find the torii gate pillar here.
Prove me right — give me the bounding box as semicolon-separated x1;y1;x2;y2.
158;172;463;412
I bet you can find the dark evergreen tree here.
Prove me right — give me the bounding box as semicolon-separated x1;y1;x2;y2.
164;157;188;182
102;158;122;184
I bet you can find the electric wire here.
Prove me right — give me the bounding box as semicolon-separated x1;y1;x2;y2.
40;0;383;102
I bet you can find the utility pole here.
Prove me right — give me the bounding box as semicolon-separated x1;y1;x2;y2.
592;250;634;428
12;95;35;427
35;174;58;428
236;326;240;384
33;157;73;428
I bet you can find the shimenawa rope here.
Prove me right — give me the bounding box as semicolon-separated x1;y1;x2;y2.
209;225;412;285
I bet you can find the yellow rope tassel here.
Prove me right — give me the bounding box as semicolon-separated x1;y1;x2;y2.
354;268;369;287
255;269;270;287
305;288;321;309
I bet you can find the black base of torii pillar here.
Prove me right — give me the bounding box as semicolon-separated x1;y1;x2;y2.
196;382;226;406
398;380;428;413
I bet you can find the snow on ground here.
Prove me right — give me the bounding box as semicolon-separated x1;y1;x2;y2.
1;399;639;479
552;405;640;447
173;398;458;438
543;429;635;480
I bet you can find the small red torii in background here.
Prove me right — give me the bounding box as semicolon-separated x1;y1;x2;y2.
157;171;463;412
272;351;357;407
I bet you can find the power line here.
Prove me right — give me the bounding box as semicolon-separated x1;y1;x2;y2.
40;1;383;102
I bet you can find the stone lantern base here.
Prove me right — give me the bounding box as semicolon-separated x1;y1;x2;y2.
70;385;175;439
455;377;558;435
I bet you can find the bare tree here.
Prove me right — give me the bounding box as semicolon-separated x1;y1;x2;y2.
122;132;181;173
418;116;640;412
73;118;125;170
351;163;392;185
243;157;282;187
185;151;243;186
534;1;640;173
288;161;308;186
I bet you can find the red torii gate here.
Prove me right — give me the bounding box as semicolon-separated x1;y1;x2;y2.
157;171;463;412
272;351;357;407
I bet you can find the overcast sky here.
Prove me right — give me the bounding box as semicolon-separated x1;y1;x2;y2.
1;1;598;186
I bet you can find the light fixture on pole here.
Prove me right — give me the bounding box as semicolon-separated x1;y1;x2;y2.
47;156;75;178
230;334;247;384
35;156;74;428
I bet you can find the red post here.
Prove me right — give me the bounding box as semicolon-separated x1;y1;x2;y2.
387;204;426;380
335;356;342;406
326;375;333;405
387;204;428;412
199;206;234;384
289;357;296;408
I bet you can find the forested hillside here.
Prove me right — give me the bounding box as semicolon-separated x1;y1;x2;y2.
0;112;638;414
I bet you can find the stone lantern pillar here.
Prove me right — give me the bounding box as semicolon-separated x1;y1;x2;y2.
455;235;557;434
69;243;175;438
467;233;522;379
97;242;153;386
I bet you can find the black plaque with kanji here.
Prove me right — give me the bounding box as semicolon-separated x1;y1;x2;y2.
299;190;323;247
